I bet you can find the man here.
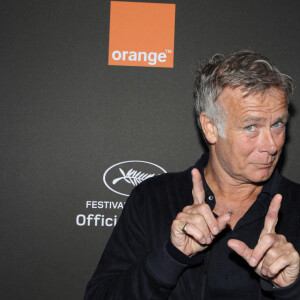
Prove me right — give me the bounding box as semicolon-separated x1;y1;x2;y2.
85;50;300;299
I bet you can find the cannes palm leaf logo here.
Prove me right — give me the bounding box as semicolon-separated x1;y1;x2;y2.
112;168;155;186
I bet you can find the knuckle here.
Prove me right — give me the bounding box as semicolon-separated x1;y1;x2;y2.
262;260;270;269
194;231;204;241
199;203;210;213
182;205;192;213
171;223;177;232
285;242;295;251
262;234;275;245
267;247;278;258
268;264;276;275
277;234;287;242
176;212;185;220
292;251;300;261
171;219;180;229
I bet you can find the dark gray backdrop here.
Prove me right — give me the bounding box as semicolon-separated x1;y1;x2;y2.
1;1;300;299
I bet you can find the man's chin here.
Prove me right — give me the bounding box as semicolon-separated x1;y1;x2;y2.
248;168;275;184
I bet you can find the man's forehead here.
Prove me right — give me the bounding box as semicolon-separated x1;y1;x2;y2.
218;86;288;112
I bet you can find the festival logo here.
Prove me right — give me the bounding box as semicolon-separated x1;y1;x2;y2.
103;160;167;196
108;1;176;68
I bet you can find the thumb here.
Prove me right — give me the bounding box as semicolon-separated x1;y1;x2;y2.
228;239;254;266
217;213;231;232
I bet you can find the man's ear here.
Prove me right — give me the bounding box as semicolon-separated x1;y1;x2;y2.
199;112;218;144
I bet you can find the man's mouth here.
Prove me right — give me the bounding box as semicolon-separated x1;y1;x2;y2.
254;161;275;168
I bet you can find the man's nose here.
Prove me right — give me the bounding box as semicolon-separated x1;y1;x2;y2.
258;129;278;155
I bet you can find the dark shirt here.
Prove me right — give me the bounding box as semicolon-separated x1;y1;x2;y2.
85;154;300;299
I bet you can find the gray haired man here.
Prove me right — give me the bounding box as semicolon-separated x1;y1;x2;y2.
85;50;300;299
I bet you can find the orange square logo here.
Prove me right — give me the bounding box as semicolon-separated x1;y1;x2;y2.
108;1;176;68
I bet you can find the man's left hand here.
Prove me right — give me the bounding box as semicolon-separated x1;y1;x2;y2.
228;194;300;288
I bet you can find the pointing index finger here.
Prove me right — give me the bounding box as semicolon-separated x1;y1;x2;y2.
262;194;282;235
191;168;205;205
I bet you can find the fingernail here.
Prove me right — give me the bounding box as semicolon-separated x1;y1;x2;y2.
261;268;267;276
212;226;219;235
200;238;206;244
249;257;257;266
206;237;212;244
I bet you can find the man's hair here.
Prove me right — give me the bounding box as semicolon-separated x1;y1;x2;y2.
193;49;293;138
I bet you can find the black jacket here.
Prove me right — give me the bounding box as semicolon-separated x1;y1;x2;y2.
85;154;300;299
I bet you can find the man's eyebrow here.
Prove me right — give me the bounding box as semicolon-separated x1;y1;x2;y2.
241;113;289;124
276;113;289;121
241;117;265;123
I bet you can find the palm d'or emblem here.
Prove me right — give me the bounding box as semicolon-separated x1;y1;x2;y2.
112;168;155;187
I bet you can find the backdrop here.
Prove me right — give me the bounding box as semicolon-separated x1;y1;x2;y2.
1;1;300;299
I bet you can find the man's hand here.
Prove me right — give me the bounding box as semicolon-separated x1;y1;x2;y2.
228;194;300;287
171;168;231;256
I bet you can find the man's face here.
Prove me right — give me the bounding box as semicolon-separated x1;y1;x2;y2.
213;87;288;184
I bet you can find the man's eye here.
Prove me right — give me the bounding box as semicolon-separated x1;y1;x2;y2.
272;121;282;128
245;125;255;131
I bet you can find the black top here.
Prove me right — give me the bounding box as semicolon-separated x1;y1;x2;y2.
85;153;300;299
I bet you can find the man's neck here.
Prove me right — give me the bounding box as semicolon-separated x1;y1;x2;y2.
204;153;263;205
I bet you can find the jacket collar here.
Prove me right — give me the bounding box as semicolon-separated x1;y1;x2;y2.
194;152;281;201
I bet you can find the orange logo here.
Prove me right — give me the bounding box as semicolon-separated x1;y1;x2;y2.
108;1;176;68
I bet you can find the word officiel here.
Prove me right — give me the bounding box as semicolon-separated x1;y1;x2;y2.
76;214;118;227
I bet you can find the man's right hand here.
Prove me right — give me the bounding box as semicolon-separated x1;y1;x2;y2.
170;168;231;256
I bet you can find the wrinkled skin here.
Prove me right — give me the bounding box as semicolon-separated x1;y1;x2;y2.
171;87;300;287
